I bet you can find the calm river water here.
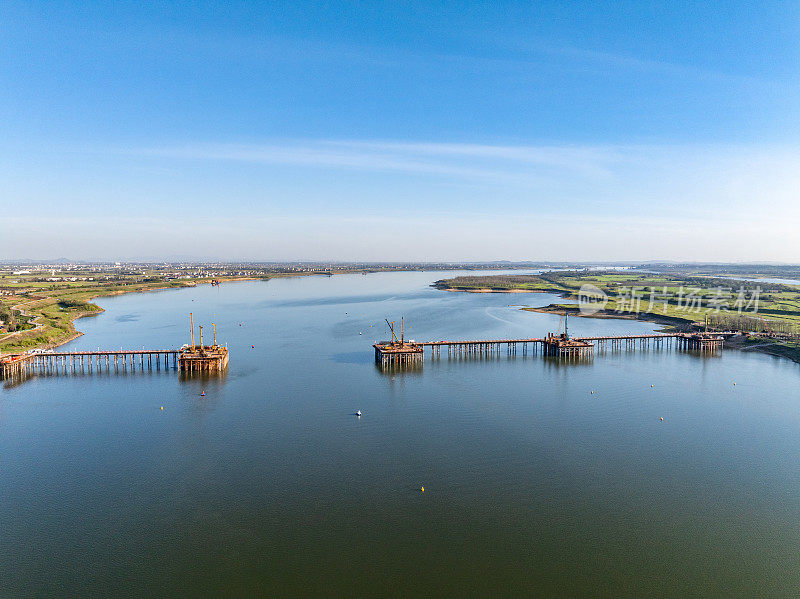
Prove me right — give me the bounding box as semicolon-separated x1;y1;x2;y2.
2;271;800;597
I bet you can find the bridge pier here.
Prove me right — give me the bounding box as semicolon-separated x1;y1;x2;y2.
1;349;187;381
401;332;725;367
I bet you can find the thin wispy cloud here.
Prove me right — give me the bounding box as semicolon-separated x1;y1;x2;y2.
4;3;799;262
129;139;800;216
529;42;769;86
133;140;624;183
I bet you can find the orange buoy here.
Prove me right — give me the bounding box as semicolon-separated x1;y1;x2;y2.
660;417;663;421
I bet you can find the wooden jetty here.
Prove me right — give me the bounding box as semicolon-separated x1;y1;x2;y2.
1;313;229;380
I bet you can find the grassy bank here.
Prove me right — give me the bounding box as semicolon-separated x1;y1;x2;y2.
435;271;800;364
0;276;262;353
522;303;695;329
435;271;800;331
1;261;515;353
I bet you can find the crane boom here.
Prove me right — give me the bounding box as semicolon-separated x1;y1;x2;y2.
385;319;400;344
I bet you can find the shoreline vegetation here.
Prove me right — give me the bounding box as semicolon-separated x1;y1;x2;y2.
0;262;541;354
434;270;800;364
4;264;800;365
523;304;693;328
0;277;256;353
1;268;357;353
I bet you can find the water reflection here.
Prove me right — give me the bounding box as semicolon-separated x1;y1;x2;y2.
177;370;229;384
375;362;424;376
2;271;799;597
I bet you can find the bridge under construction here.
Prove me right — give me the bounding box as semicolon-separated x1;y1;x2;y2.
374;314;731;367
0;313;229;381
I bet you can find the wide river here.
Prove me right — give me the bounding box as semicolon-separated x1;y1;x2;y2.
2;271;800;597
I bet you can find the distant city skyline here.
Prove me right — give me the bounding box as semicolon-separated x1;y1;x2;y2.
2;2;799;261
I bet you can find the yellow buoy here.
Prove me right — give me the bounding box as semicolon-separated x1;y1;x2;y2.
160;406;164;410
420;486;425;492
660;417;663;421
651;384;654;388
591;390;594;394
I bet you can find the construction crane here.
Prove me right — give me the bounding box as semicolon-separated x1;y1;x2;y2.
385;319;400;344
557;310;569;338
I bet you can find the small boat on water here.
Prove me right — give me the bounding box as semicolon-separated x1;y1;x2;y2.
355;410;362;417
200;390;206;396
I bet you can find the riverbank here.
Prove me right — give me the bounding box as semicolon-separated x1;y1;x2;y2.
722;334;800;364
526;303;800;365
433;270;800;364
522;303;695;330
0;265;554;354
534;304;800;364
434;271;800;331
0;277;262;353
439;289;800;365
442;287;537;293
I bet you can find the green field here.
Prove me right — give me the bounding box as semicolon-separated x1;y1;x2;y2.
1;261;534;353
0;267;267;353
435;270;800;334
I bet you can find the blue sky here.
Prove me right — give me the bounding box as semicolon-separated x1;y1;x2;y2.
2;1;799;261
